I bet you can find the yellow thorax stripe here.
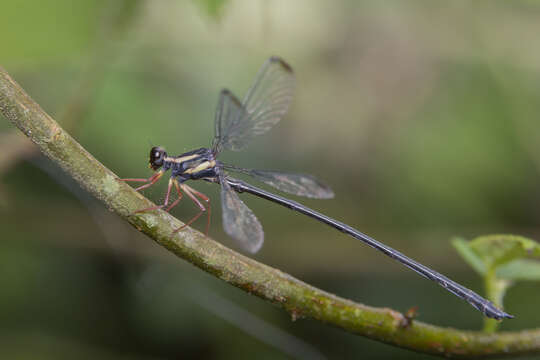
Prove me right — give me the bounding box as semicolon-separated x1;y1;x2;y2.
184;160;216;174
165;154;199;163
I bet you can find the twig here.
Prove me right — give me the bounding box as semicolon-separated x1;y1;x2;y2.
1;67;539;358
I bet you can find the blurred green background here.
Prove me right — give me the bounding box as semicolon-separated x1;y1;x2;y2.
1;1;540;359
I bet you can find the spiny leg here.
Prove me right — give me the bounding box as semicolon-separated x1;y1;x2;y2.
172;183;210;234
118;171;174;215
165;179;184;212
134;171;164;191
133;177;175;214
117;170;164;191
184;184;212;235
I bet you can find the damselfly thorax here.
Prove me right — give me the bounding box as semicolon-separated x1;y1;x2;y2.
160;147;218;182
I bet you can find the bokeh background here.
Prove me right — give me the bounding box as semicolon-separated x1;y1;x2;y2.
1;1;540;359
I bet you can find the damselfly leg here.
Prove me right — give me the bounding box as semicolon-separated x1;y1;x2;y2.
118;175;183;223
119;170;164;191
119;174;211;235
165;181;183;212
118;171;181;214
132;178;177;214
173;182;211;235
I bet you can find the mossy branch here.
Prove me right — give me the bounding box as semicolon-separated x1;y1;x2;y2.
1;66;539;358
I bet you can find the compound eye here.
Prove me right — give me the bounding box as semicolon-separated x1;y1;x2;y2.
150;146;165;158
149;146;166;170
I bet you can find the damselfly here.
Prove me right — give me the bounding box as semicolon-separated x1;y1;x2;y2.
120;56;512;320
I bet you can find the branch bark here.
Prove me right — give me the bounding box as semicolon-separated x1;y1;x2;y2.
1;66;539;358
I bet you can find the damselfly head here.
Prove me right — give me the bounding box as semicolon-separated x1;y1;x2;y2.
149;146;167;170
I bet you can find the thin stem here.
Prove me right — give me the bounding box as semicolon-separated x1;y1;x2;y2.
483;268;512;333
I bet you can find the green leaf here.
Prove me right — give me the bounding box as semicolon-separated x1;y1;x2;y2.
497;259;540;281
469;234;540;269
451;237;487;275
452;234;540;332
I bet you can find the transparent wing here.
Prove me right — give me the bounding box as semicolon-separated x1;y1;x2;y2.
219;173;264;253
224;166;335;199
242;56;295;136
212;56;295;154
212;89;248;155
